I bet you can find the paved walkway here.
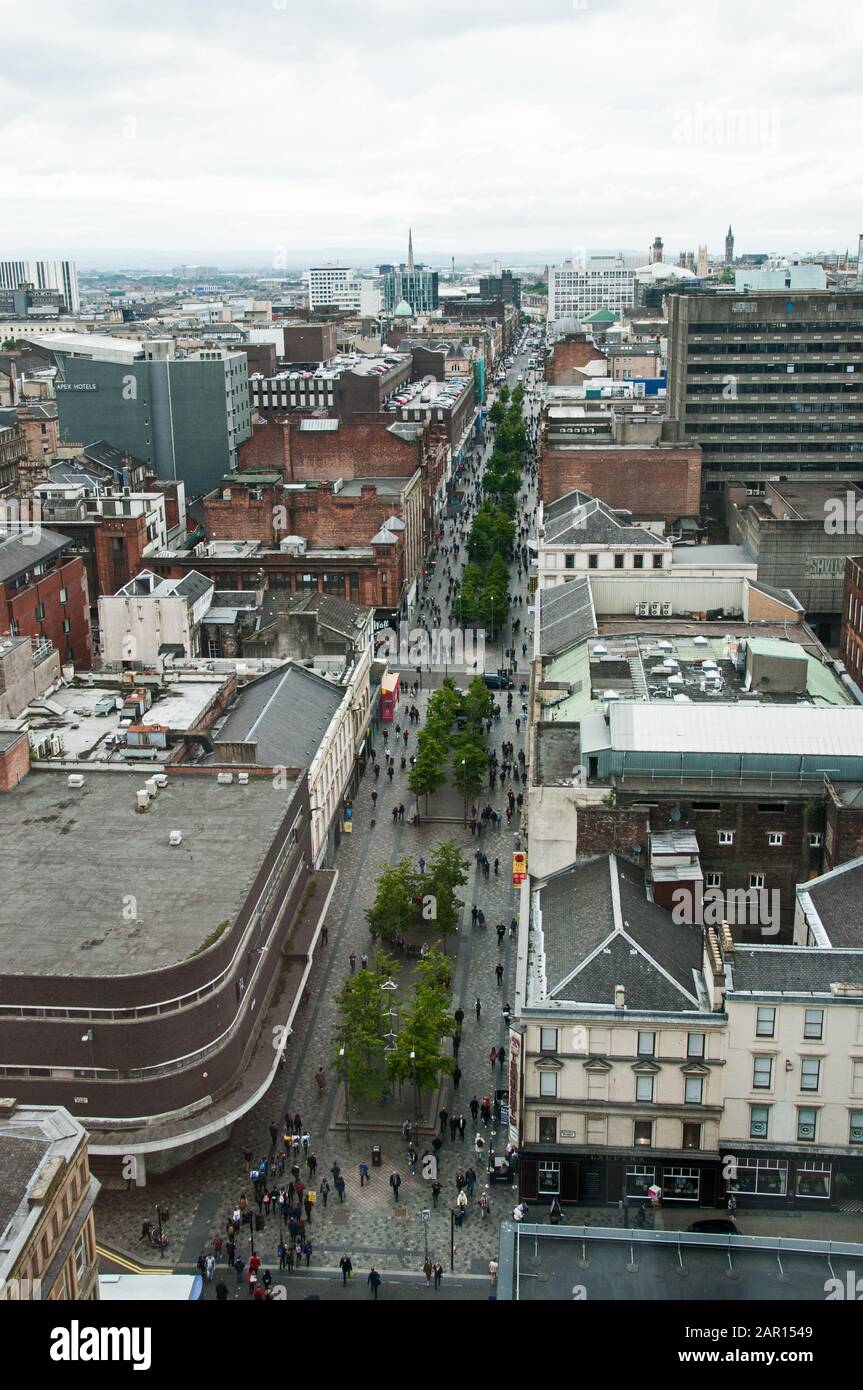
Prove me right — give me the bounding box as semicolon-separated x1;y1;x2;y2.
94;345;540;1290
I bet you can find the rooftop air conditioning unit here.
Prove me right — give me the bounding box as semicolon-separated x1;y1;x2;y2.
217;772;234;785
68;773;84;788
154;773;168;788
662;602;672;617
238;772;249;785
650;603;661;616
169;830;183;846
145;777;159;797
634;604;642;617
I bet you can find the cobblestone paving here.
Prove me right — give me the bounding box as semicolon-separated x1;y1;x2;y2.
96;354;542;1291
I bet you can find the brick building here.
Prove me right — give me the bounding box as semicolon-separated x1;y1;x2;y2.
840;555;863;688
0;527;91;668
280;323;338;363
546;333;607;384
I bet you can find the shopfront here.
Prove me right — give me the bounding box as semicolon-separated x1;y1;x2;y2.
518;1149;721;1207
727;1153;849;1208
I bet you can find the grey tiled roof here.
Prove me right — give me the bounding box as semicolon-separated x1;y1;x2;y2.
537;575;596;658
0;1135;49;1245
538;854;702;1011
214;663;345;767
0;526;70;584
803;857;863;947
730;946;863;995
544;495;663;548
263;589;371;640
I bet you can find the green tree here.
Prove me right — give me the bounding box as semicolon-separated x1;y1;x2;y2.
408;740;447;811
464;676;494;730
488;399;505;426
331;968;392;1103
387;959;454;1114
365;857;422;942
452;733;487;815
424;839;470;948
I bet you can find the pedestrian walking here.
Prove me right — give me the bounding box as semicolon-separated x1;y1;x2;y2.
349;952;357;974
321;925;328;946
439;1107;448;1135
367;1267;382;1300
335;1174;346;1202
449;1115;458;1141
433;1261;444;1291
423;1257;433;1287
470;1095;479;1122
358;1160;370;1186
458;1113;466;1141
453;1065;462;1091
233;1256;245;1286
339;1253;353;1286
495;962;504;987
315;1066;326;1094
475;996;482;1021
389;1170;402;1202
319;1178;330;1208
269;1122;278;1148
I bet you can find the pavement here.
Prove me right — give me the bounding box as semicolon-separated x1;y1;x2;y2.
94;341;542;1299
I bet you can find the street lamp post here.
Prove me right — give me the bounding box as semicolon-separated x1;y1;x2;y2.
155;1204;169;1261
339;1046;351;1147
409;1048;420;1120
461;757;468;827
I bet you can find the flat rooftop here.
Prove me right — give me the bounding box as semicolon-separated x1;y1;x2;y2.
24;679;226;762
0;771;297;975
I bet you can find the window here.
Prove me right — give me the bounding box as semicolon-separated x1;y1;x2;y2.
758;802;786;813
59;587;68;604
653;553;663;568
637;1031;655;1056
853;1060;863;1096
74;1232;86;1276
797;1108;817;1142
564;553;575;569
687;1034;705;1058
750;1105;770;1138
735;1158;787;1196
539;1071;558;1098
684;1077;704;1105
662;1167;700;1201
586;1117;607;1145
682;1123;701;1150
850;1111;863;1144
62;618;71;634
614;553;624;569
705;872;722;888
800;1058;821;1092
35;603;45;621
750;873;765;889
587;553;598;569
633;554;644;569
753;1055;773;1089
625;1164;655;1196
809;833;822;848
635;1075;654;1103
755;1007;775;1038
538;1116;557;1144
768;832;783;847
634;1120;653;1147
539;1028;558;1052
539;1160;560;1194
803;1009;823;1041
719;830;734;845
796;1161;831;1198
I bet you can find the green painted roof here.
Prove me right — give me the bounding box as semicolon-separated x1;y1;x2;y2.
582;307;617;323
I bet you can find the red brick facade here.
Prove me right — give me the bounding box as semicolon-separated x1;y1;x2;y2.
93;514;150;596
0;554;91;668
539;443;702;523
546;335;607;384
0;731;30;792
839;556;863;685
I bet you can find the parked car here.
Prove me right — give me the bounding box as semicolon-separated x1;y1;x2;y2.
482;672;514;690
687;1219;737;1234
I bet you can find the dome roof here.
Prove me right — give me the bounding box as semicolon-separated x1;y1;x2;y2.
393;299;414;317
634;262;696;282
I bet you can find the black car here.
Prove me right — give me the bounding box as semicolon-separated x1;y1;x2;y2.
687;1219;737;1234
482;672;514;690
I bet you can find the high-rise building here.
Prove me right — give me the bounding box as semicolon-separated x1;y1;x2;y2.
548;257;636;323
667;289;863;496
0;260;79;313
31;332;251;498
382;232;439;315
478;269;522;308
725;225;735;264
306;267;381;315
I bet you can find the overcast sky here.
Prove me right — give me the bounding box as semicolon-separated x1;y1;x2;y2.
4;0;862;267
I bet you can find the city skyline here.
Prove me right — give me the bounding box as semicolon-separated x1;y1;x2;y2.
3;0;861;258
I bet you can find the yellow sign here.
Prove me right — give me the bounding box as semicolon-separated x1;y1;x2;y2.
512;851;527;885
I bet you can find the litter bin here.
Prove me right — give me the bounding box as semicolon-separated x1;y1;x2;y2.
371;1144;382;1168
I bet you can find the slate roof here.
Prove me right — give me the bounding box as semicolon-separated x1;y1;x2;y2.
0;1135;50;1246
537;575;596;658
0;526;70;584
537;854;702;1011
544;495;666;548
213;662;345;767
261;589;372;641
798;855;863;948
729;947;863;996
746;579;804;613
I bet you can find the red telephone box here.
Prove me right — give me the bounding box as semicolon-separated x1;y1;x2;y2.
380;671;401;722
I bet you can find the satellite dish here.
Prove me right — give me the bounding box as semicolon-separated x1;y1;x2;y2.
669;806;682;823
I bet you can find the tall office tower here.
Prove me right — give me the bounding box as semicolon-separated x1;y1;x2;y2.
667;289;863;496
0;259;79;313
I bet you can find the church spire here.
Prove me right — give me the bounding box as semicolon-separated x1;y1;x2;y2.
407;228;414;271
